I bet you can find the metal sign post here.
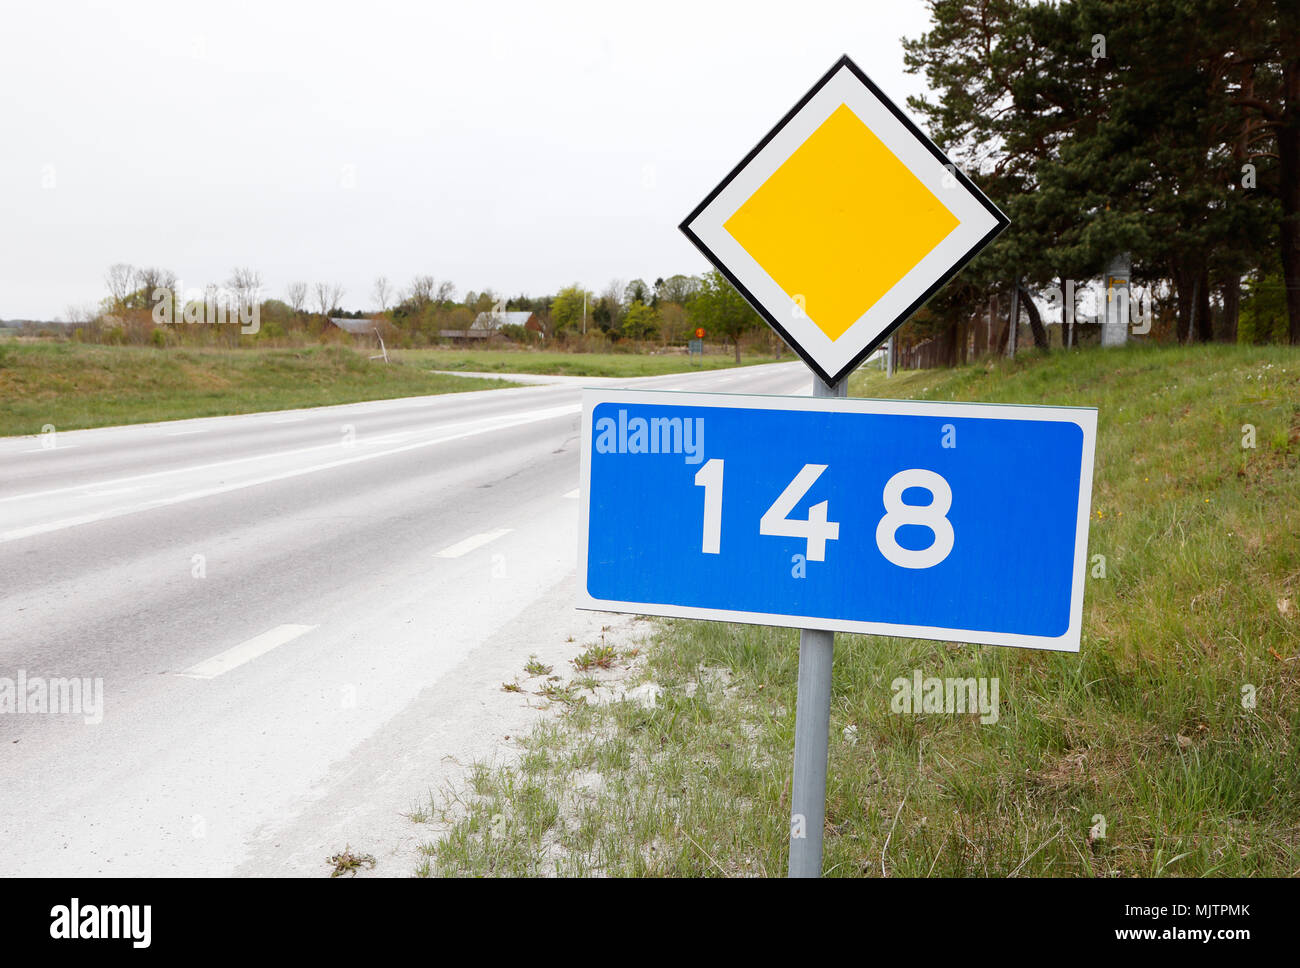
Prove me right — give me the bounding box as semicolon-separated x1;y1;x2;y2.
789;373;845;877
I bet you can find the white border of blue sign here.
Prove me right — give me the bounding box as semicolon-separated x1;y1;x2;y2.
578;388;1098;653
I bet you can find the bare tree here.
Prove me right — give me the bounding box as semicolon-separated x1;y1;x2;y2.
313;282;332;317
408;274;435;309
372;275;392;311
105;263;137;306
435;280;456;306
227;266;262;312
64;303;96;324
329;283;345;315
135;266;176;295
602;278;627;331
286;281;308;314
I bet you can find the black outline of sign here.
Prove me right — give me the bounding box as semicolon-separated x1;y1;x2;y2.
679;54;1011;387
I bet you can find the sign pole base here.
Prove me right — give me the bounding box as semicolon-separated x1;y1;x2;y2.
788;374;846;878
789;626;835;877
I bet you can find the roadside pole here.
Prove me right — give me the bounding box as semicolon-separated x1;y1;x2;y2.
1008;278;1020;358
788;373;846;877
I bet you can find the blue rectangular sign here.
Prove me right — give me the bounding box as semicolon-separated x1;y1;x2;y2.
579;389;1097;652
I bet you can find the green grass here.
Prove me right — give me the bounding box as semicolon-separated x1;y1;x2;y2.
417;343;1300;877
0;342;516;436
402;348;780;378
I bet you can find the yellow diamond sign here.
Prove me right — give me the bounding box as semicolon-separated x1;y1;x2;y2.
723;104;960;342
681;55;1008;385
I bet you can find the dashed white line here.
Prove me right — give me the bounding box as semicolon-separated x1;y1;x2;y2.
563;489;579;499
176;624;317;680
165;429;208;437
434;528;513;558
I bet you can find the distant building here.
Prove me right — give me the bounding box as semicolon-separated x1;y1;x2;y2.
329;317;375;335
472;311;543;334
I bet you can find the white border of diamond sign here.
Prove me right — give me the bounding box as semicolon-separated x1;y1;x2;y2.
680;55;1010;386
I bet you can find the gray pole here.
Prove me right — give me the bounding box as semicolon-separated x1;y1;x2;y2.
1007;279;1020;359
788;372;846;878
1101;253;1131;347
885;335;894;378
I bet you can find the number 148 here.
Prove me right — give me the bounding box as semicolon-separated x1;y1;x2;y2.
693;459;954;570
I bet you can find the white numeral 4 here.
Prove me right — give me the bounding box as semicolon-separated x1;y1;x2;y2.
759;464;840;562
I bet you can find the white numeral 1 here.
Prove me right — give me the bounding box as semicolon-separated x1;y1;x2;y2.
694;458;724;554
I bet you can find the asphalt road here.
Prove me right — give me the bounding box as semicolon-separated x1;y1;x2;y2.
0;360;811;875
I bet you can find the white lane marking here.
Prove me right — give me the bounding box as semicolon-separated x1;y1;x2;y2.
21;445;79;454
177;624;317;680
0;441;343;504
368;432;413;446
0;404;579;544
82;485;148;498
273;416;307;424
165;429;207;437
434;528;514;558
563;489;579;499
0;403;578;508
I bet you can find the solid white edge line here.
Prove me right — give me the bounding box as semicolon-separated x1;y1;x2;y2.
0;402;575;507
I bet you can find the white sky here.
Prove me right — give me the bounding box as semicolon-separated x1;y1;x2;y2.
0;0;937;319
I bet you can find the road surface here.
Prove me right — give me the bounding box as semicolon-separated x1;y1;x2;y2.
0;361;809;875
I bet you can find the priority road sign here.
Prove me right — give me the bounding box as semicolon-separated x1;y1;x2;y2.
579;389;1097;653
680;54;1009;386
592;54;1071;879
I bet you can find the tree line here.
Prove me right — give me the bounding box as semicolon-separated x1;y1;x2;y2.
896;0;1298;361
52;0;1296;367
63;263;781;360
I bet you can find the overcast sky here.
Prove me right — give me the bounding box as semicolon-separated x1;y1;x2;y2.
0;0;937;319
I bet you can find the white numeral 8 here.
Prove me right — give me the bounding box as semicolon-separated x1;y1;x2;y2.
875;469;954;569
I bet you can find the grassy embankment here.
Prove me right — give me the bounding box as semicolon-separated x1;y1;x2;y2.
0;342;518;437
406;347;782;378
0;342;785;437
414;343;1300;877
